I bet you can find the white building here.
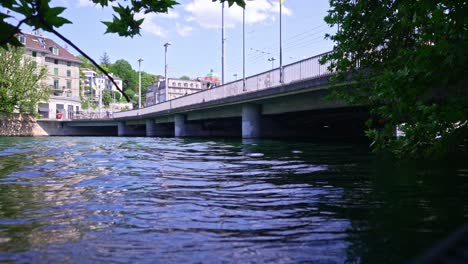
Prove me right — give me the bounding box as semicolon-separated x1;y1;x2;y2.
19;32;82;119
81;69;123;98
145;71;220;106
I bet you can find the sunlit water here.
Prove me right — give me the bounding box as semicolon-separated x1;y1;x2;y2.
0;137;466;263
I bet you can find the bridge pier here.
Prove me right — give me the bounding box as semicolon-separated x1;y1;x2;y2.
146;120;174;137
174;114;186;137
242;104;261;138
146;119;156;137
118;121;127;137
118;121;146;137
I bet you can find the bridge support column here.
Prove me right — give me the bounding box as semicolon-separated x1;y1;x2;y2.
174;114;186;137
242;104;261;138
118;121;127;137
146;119;157;137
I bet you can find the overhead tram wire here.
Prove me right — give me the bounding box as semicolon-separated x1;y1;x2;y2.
239;23;328;58
256;28;329;57
256;23;329;52
283;34;330;50
225;23;330;73
284;37;333;52
226;24;332;75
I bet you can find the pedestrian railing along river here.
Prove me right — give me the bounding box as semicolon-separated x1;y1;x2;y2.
117;51;333;119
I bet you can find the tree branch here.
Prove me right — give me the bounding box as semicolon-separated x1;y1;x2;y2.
47;27;131;102
0;16;31;46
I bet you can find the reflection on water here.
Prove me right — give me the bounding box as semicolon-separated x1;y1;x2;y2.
0;137;466;263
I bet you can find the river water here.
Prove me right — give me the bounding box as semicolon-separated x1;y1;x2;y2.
0;136;466;263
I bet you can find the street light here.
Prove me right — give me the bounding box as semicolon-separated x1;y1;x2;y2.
242;3;245;91
279;0;283;83
138;58;143;109
243;0;254;91
221;2;225;85
233;73;237;80
164;42;171;102
268;57;276;69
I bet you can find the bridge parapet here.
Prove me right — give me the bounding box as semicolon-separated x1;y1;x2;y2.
114;51;333;119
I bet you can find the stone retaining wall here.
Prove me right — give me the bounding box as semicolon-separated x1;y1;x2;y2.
0;114;118;136
0;114;48;136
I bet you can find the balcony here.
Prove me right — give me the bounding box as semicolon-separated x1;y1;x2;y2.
49;85;77;100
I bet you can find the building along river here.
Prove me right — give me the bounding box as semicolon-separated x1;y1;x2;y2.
0;136;467;263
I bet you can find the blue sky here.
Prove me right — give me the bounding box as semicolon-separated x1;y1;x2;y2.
11;0;335;81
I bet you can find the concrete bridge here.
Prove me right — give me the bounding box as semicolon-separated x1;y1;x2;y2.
39;51;369;139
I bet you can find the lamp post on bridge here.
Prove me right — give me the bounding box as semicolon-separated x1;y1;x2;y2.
164;42;171;102
268;57;276;69
221;2;225;85
137;58;143;109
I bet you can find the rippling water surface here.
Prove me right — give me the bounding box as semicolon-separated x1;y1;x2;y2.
0;137;467;263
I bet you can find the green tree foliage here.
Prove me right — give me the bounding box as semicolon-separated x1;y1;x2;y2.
124;89;136;100
100;52;111;66
140;72;156;103
180;75;190;80
102;89;113;107
77;55;94;70
323;0;468;158
0;46;49;114
112;91;122;102
109;59;138;91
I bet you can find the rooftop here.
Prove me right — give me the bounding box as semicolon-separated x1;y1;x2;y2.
21;32;81;63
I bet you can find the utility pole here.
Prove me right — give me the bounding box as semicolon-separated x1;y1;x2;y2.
98;83;102;118
138;58;143;109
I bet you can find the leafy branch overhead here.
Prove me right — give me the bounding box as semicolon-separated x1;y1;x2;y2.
0;0;246;102
0;0;245;47
322;0;467;158
101;0;244;36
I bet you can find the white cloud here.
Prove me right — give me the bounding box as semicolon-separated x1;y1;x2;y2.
55;0;102;9
136;13;167;37
184;0;292;29
176;23;194;37
159;11;180;19
77;0;94;7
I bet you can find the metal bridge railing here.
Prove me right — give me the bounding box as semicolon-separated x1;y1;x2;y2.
114;51;333;119
38;110;115;120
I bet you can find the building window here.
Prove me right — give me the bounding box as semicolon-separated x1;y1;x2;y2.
184;83;188;87
18;34;25;44
53;47;59;55
172;82;175;86
178;83;181;87
190;83;193;88
66;80;71;89
32;51;37;57
54;79;59;89
66;70;71;77
67;61;71;67
54;68;58;76
54;59;58;64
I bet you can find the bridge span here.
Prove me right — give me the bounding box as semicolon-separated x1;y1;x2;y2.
40;52;369;139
